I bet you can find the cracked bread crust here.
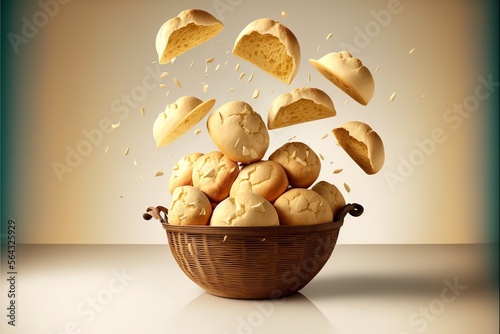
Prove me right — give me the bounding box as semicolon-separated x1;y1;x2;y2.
311;181;346;218
191;151;240;203
168;185;213;225
207;101;270;163
229;160;288;203
168;152;204;194
273;188;333;226
268;142;320;188
210;192;279;227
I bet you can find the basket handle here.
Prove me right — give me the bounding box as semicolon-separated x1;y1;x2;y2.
143;206;169;224
335;203;364;222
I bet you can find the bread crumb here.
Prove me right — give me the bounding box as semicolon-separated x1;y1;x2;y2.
215;64;220;71
344;182;351;193
389;92;396;102
281;10;288;18
409;48;415;54
252;89;259;99
171;57;176;64
194;129;202;136
422;94;426;98
160;71;169;79
124;147;129;156
235;63;240;71
262;238;266;242
326;33;333;40
375;64;380;72
111;121;120;129
165;91;170;97
333;169;343;174
238;72;245;80
223;235;227;242
152;60;157;64
205;64;208;73
319;153;324;160
247;72;254;82
159;83;166;89
344;100;349;105
206;57;214;63
224;60;229;66
138;175;144;181
190;61;194;69
321;133;328;139
229;88;235;92
140;107;145;116
104;146;109;154
317;45;320;52
308;73;311;82
203;84;209;93
173;78;182;88
133;159;138;166
155;171;164;177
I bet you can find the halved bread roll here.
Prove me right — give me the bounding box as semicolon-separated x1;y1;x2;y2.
267;87;336;129
156;9;223;64
153;96;215;148
310;51;374;105
333;121;385;175
232;18;300;84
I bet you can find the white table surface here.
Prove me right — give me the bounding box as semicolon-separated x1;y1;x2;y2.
1;244;498;334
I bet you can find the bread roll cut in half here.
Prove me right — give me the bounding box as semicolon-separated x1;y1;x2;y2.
310;51;374;106
156;9;223;64
153;96;215;148
168;186;213;225
191;151;239;203
333;121;385;175
210;192;279;227
274;188;333;226
168;152;204;194
230;160;288;203
269;142;320;188
311;181;346;219
267;87;336;130
206;101;269;163
232;18;300;84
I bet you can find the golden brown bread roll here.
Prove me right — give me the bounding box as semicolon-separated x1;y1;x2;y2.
309;51;374;105
229;160;288;203
232;18;300;84
168;186;212;225
191;151;239;203
156;9;223;64
153;96;215;148
273;188;333;226
210;192;279;226
268;142;321;188
206;101;269;163
267;87;336;130
332;121;385;175
311;181;346;219
168;152;204;194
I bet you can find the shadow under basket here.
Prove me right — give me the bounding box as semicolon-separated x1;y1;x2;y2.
143;203;363;300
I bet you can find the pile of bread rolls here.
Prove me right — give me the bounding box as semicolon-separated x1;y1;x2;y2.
153;9;386;227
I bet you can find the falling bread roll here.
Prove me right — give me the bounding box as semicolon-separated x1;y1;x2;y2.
153;96;215;148
156;9;223;64
168;152;204;194
210;192;279;226
268;142;320;188
232;18;300;84
267;87;336;129
191;151;239;203
230;160;289;203
168;186;213;225
273;188;333;226
309;51;374;105
332;121;385;174
206;101;269;163
311;181;346;219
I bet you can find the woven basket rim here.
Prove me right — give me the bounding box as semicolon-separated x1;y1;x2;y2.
144;203;363;236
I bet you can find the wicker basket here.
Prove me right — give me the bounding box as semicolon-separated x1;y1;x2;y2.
143;203;363;299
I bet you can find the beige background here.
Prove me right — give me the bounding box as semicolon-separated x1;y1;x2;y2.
7;0;493;244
